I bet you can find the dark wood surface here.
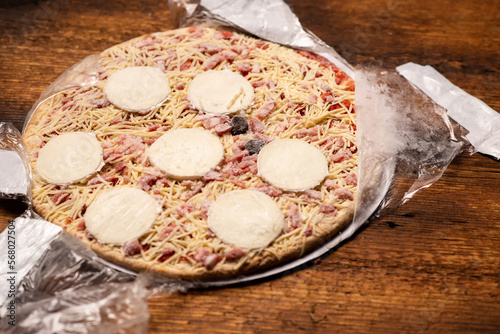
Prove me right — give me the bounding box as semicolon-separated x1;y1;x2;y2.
1;0;499;332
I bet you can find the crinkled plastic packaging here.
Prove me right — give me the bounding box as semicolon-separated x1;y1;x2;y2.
2;0;496;332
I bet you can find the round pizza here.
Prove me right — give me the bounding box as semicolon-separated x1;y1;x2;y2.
22;26;357;280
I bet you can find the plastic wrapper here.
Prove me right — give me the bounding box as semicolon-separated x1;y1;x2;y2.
0;123;31;202
1;0;493;331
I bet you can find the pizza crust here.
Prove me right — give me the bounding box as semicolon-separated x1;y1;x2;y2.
23;26;357;280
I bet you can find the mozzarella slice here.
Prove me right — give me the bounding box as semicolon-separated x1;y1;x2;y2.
36;132;104;185
257;139;328;191
187;70;254;115
104;66;171;112
84;187;160;244
147;128;224;179
207;190;285;249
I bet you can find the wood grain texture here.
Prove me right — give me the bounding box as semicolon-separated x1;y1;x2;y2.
1;0;499;333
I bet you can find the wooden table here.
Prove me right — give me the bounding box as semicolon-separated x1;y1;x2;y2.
1;0;499;332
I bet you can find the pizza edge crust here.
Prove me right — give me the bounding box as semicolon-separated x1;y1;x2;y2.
79;202;354;280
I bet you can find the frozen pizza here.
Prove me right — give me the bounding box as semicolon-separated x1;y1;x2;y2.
23;26;357;279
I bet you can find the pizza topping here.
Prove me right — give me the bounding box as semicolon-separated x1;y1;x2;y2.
224;247;247;261
103;66;171;112
257;139;328;191
207;190;285;249
84;187;160;244
334;188;354;201
187;70;255;115
193;247;222;270
254;183;283;197
36;132;104;185
286;203;302;231
254;100;276;120
123;239;142;256
319;204;337;215
344;173;358;186
230;115;249;135
147;128;224;179
244;139;266;155
248;117;264;133
202;170;225;182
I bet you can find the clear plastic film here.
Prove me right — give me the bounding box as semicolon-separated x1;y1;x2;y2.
0;123;31;202
0;0;491;332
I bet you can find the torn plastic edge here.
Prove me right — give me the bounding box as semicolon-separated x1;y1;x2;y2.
397;62;500;161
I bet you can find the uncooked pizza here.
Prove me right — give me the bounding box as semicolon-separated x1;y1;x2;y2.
23;26;357;279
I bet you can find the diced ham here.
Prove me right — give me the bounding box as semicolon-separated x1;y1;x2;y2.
254;133;274;143
159;223;177;240
322;136;345;150
287;203;301;231
87;174;119;186
344;173;358;186
324;179;338;191
222;153;258;177
254;100;276;120
148;124;161;132
188;26;205;38
135;37;162;48
195;114;231;132
137;174;158;191
197;43;224;55
225;150;249;164
228;176;246;188
315;78;331;92
231;139;247;154
295;127;320;139
193;247;221;270
334;188;354;201
76;220;86;230
255;183;282;197
319;204;337;215
167;49;178;59
255;40;269;49
123;240;142;256
114;134;145;158
252;80;266;88
304;226;314;237
200;199;211;220
89;99;110;108
180;181;204;200
213;30;234;39
308;94;318;103
203;53;225;70
225;247;247;261
331;149;353;163
249;117;264;133
203;254;221;270
176;203;195;217
157;248;175;262
251;63;261;73
230;44;249;56
111;117;123;125
237;62;252;74
202;170;224;182
266;80;277;89
303;189;322;201
180;60;192;71
114;161;127;173
137;168;168;191
52;192;70;204
214;123;232;135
